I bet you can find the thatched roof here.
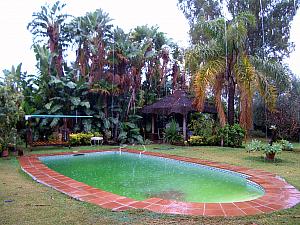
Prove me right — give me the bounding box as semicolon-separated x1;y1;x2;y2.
141;90;217;115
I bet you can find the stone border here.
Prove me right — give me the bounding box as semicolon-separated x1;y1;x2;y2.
19;149;300;216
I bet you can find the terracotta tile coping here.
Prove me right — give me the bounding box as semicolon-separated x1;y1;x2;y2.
18;149;300;217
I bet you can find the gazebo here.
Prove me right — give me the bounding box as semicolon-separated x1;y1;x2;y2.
141;89;217;141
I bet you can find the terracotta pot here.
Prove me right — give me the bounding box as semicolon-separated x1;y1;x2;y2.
266;152;276;161
1;149;9;157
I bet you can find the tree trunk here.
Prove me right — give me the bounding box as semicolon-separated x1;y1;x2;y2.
228;78;235;125
183;114;187;141
104;95;108;117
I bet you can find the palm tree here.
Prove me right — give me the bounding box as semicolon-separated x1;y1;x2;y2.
27;1;69;77
90;79;119;117
68;9;113;83
185;12;287;132
130;25;177;100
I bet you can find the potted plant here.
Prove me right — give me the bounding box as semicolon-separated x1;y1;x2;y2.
246;139;283;161
263;143;282;161
0;127;18;158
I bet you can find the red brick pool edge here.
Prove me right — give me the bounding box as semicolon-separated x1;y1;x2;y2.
18;149;300;217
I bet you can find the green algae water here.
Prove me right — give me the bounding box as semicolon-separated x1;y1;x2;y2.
40;152;264;203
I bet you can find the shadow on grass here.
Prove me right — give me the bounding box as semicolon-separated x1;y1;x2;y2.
243;155;290;164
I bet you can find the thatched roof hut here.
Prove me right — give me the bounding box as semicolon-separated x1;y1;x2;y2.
141;90;217;140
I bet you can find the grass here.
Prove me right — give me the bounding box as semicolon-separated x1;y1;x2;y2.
1;144;300;224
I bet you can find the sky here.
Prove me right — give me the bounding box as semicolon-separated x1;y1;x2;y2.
0;0;299;76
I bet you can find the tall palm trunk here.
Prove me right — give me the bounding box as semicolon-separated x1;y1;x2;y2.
228;78;235;125
103;95;108;117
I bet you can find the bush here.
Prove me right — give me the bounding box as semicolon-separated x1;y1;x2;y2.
206;135;220;146
188;136;205;146
118;122;143;144
277;139;293;151
70;132;101;146
249;129;266;138
188;113;216;138
263;143;282;154
218;124;245;147
246;139;264;152
164;119;183;144
246;139;283;155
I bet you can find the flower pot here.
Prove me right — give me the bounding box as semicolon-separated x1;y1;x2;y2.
265;152;276;161
1;149;9;157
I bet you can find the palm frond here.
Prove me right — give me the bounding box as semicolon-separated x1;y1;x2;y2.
193;58;226;111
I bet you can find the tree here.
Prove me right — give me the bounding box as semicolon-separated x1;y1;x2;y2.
178;0;222;23
67;9;113;83
261;76;300;141
0;65;24;151
178;0;299;61
227;0;299;61
185;13;282;133
27;1;69;77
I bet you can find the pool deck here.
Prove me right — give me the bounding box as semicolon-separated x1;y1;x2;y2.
19;149;300;217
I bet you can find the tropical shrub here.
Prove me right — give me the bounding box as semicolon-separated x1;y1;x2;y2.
188;112;216;138
263;143;283;154
164;119;183;144
246;140;283;161
188;136;205;146
0;67;24;153
246;139;264;152
277;139;293;151
218;124;246;147
69;133;98;146
118;122;143;144
118;115;144;144
206;135;220;146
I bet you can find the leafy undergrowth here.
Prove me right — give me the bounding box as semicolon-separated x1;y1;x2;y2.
0;144;300;224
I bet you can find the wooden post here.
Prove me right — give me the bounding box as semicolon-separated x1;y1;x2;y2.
151;114;155;134
183;114;187;141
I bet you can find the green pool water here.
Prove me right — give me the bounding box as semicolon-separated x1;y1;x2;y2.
40;152;264;203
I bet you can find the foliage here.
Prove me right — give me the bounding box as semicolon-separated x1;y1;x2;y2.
218;124;245;147
188;135;205;146
246;139;284;158
69;133;97;146
227;0;299;61
188;112;215;137
0;65;24;151
185;13;282;132
246;139;264;152
178;0;299;61
27;1;69;77
263;143;282;154
277;139;294;151
249;129;266;138
164;119;183;144
118;115;144;144
264;77;300;141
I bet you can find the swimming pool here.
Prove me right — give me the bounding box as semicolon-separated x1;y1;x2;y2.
40;151;264;203
19;149;300;216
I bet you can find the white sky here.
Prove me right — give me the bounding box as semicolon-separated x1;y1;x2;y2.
0;0;299;77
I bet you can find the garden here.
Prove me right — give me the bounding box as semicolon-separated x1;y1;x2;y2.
1;0;300;224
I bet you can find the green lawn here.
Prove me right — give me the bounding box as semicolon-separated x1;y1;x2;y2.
1;144;300;225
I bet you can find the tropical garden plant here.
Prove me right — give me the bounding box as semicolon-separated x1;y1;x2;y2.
0;65;24;156
6;1;297;148
185;12;289;135
164;119;183;144
246;139;283;161
217;124;245;147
